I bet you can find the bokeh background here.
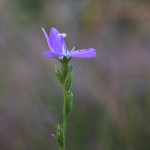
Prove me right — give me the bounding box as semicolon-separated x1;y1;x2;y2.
0;0;150;149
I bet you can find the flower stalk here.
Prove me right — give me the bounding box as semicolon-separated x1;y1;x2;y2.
62;58;69;150
54;57;73;150
41;27;96;150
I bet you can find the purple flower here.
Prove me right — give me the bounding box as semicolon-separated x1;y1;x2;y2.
42;27;96;60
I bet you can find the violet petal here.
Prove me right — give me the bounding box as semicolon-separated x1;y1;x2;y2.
49;27;66;53
67;48;96;58
42;51;63;58
42;28;53;51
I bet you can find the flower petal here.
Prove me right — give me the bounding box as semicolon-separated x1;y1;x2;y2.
67;48;96;58
49;27;66;53
42;51;63;58
42;28;52;51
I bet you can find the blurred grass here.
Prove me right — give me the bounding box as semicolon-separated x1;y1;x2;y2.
0;0;150;149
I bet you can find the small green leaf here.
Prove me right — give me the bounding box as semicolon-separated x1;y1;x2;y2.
55;65;63;84
65;91;73;115
65;66;73;91
52;123;64;149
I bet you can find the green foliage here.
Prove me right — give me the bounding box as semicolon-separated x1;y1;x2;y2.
55;65;63;84
52;123;64;149
64;66;73;91
65;91;73;115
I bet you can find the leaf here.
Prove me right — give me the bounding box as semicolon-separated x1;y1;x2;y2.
65;91;73;115
65;65;73;91
52;123;64;149
55;65;63;84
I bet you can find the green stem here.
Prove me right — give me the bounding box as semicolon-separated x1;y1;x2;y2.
54;58;73;150
62;87;67;150
62;59;68;150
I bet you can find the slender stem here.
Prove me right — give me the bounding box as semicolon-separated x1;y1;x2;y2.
62;87;67;150
62;59;68;150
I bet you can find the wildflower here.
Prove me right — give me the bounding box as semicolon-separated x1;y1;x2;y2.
42;27;96;59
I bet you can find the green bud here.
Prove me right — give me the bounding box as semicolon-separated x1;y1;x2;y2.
55;65;63;84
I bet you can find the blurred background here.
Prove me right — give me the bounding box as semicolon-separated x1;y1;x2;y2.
0;0;150;149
